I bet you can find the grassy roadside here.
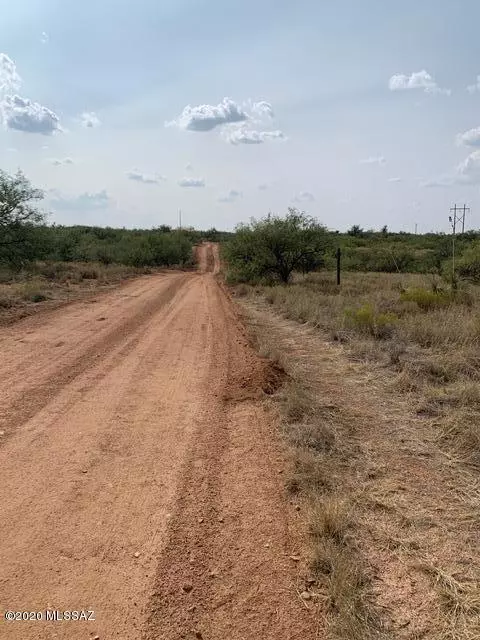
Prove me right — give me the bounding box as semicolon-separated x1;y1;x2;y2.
0;261;155;324
237;271;480;468
231;273;480;639
244;314;389;639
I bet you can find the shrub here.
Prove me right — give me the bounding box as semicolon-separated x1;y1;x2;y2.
400;286;472;311
344;304;397;339
79;267;99;279
224;208;330;283
456;242;480;283
400;287;451;311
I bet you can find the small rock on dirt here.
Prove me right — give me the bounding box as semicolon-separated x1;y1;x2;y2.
133;552;140;558
289;555;301;562
182;583;193;593
300;591;311;600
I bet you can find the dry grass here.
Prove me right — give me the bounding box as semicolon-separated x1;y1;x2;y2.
236;271;480;468
257;335;387;638
234;275;480;639
439;410;480;466
419;563;480;640
310;497;350;543
0;261;148;324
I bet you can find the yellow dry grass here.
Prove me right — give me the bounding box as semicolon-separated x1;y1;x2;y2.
235;280;480;640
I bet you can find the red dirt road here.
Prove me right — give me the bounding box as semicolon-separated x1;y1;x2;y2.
0;244;315;639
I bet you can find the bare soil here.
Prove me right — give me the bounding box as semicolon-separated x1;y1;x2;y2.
0;244;316;639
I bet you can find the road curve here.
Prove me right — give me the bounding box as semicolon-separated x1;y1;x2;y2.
0;245;316;639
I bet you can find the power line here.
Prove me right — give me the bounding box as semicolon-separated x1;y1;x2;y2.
449;203;470;235
448;203;470;288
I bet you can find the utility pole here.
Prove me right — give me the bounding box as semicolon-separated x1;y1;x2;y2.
449;204;470;289
450;204;469;235
415;223;418;235
178;209;182;230
336;248;341;286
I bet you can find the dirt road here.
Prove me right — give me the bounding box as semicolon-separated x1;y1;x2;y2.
0;244;315;639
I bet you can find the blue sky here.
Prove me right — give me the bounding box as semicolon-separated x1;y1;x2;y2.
1;0;480;232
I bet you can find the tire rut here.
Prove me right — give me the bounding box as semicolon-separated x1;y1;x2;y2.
0;274;190;442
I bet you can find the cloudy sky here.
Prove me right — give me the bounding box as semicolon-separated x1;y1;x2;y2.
1;0;480;232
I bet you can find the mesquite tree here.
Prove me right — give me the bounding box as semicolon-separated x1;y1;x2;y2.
225;208;329;283
0;170;45;267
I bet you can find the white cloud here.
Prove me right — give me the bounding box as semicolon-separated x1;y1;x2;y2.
167;97;285;148
0;53;22;93
292;191;315;203
388;70;450;95
178;177;205;187
420;150;480;188
167;97;247;132
80;111;101;128
126;170;166;184
217;189;242;203
388;177;402;183
50;189;111;211
454;150;480;185
360;156;386;165
49;157;74;166
251;100;274;118
1;94;61;135
467;75;480;94
456;126;480;147
223;125;285;145
41;32;49;45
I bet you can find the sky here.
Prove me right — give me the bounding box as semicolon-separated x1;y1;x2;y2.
1;0;480;232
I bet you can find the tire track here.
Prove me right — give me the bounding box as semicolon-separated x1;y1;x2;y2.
0;273;190;442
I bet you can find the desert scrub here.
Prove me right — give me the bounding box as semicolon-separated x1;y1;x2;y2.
344;304;397;339
400;286;472;311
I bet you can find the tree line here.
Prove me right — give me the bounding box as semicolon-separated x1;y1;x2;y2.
0;170;227;270
3;168;480;284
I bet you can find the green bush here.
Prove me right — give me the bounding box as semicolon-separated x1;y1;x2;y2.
224;208;330;284
344;304;397;339
400;288;452;311
456;242;480;283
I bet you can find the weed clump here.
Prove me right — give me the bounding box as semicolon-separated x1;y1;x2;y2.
344;304;397;339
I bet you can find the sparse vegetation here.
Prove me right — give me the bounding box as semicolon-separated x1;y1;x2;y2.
245;318;388;639
234;261;480;638
0;168;235;321
0;261;153;324
239;270;480;467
